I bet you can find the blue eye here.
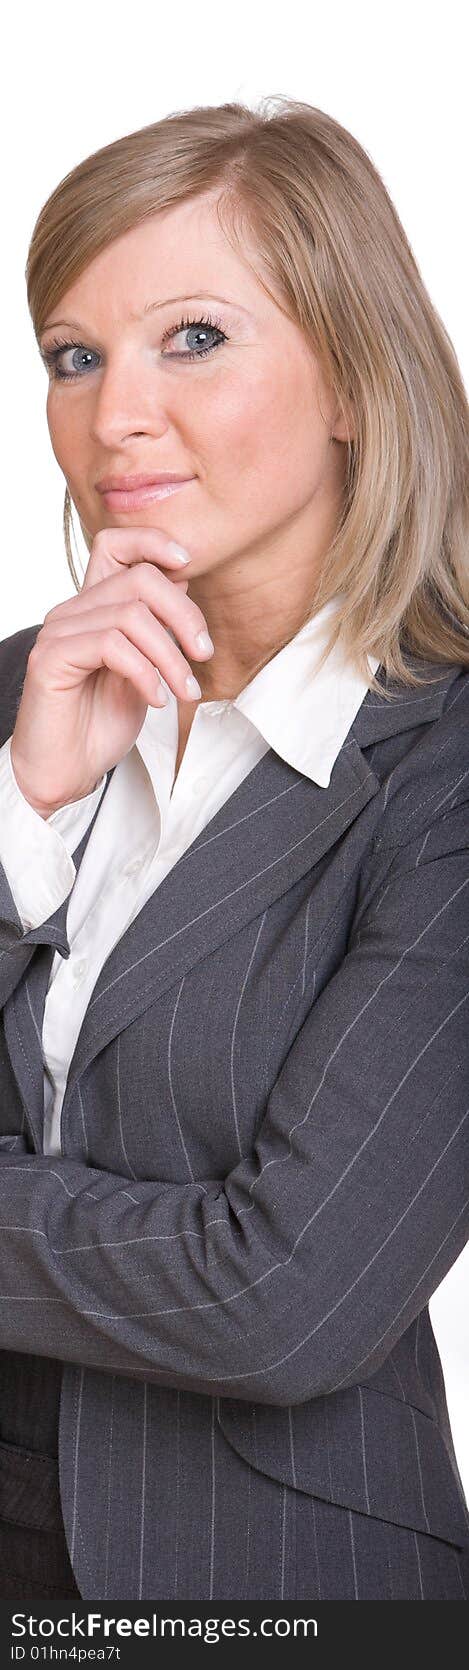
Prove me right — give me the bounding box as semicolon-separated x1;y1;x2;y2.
40;312;228;381
161;312;227;359
40;343;100;382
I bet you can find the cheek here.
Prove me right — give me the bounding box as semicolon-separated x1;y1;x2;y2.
46;392;83;472
206;368;320;508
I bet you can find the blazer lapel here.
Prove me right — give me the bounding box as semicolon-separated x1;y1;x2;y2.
60;654;461;1107
63;734;381;1105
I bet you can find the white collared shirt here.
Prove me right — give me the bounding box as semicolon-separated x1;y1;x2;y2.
0;596;379;1155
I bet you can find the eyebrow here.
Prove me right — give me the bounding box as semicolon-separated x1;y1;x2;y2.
39;292;252;337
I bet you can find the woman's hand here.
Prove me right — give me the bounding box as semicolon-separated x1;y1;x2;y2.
10;525;214;817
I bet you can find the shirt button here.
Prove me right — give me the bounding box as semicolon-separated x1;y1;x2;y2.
123;856;144;876
73;958;88;983
192;776;209;795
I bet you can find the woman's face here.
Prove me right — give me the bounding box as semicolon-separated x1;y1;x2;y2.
39;190;350;591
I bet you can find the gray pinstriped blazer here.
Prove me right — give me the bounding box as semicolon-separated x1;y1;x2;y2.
0;621;468;1602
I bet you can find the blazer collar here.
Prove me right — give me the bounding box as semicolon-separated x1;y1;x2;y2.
353;653;458;743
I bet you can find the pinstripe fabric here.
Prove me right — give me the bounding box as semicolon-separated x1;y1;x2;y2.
1;1398;468;1602
0;623;468;1602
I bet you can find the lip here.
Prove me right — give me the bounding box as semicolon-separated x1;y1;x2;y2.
99;478;195;510
96;472;194;491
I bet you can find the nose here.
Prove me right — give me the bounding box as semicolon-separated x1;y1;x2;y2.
88;353;172;447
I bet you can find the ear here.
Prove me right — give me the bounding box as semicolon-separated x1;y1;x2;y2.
331;401;355;444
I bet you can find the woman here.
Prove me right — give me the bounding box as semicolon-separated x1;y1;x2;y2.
0;97;468;1603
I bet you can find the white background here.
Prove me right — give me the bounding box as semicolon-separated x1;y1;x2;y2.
2;0;468;1495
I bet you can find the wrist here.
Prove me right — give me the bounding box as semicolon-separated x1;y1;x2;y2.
10;754;68;818
10;745;102;817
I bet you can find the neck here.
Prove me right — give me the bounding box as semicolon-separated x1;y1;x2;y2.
185;489;342;701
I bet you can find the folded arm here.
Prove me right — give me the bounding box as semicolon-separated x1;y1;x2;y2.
1;761;468;1406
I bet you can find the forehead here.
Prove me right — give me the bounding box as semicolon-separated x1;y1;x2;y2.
44;192;286;328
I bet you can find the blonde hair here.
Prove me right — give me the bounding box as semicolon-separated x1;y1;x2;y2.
26;96;469;697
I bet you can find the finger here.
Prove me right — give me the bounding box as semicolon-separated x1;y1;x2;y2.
44;568;212;661
46;565;189;620
81;524;192;592
42;625;170;710
40;603;205;701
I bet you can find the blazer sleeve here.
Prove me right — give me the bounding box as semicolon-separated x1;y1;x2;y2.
0;716;468;1406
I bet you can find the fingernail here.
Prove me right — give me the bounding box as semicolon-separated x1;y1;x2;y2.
167;542;190;564
195;630;215;654
185;674;202;699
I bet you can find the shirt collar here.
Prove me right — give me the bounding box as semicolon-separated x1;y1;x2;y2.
139;595;380;790
232;596;380;786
